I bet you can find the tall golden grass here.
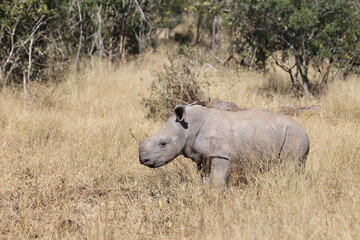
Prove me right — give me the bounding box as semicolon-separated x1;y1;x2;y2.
0;50;359;239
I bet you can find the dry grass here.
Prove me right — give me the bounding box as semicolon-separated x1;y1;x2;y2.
0;49;359;239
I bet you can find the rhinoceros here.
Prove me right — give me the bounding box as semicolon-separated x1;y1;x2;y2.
139;105;310;185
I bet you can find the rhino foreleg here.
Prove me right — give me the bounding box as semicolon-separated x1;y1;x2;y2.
209;157;232;186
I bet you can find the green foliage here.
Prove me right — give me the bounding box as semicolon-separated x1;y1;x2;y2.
156;0;184;29
0;0;167;85
184;0;225;46
0;0;358;96
0;0;52;83
142;47;210;120
229;0;360;95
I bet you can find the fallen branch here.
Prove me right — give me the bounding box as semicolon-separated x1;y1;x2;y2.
279;105;322;116
205;63;217;72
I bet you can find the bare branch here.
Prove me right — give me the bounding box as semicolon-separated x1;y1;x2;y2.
175;99;190;105
67;20;82;33
74;0;83;70
210;50;224;64
4;55;19;83
272;54;290;72
24;36;33;99
134;0;151;26
205;63;217;72
22;15;46;46
42;34;66;64
96;4;104;60
0;23;3;45
4;18;19;67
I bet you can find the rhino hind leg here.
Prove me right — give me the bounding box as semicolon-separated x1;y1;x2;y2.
278;126;309;166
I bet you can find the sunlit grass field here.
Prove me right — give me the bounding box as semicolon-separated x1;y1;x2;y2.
0;49;359;239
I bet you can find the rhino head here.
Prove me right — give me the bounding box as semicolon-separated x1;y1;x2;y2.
139;105;189;168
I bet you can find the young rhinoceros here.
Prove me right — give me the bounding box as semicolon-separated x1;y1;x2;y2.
139;105;310;185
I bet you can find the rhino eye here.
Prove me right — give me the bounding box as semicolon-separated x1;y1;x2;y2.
160;141;167;147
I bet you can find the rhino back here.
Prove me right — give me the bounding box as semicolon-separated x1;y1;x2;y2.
192;108;309;162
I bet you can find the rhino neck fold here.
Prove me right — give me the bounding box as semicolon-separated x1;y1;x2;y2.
182;109;207;163
209;156;230;161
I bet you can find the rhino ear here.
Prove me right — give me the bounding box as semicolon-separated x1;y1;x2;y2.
174;105;186;122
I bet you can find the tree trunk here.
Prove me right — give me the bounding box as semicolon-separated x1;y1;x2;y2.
109;35;113;62
295;51;312;97
299;61;312;97
24;37;33;100
96;5;103;60
211;15;218;52
107;4;114;62
250;47;257;68
317;60;332;91
74;0;83;71
300;73;311;97
119;34;127;63
195;12;202;45
167;28;172;44
0;66;3;84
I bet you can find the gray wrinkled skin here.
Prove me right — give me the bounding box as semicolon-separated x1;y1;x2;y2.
139;105;310;186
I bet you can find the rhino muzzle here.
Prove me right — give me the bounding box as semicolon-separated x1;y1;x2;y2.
139;142;149;164
139;140;158;168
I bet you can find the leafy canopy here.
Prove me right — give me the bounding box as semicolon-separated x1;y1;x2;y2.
230;0;360;94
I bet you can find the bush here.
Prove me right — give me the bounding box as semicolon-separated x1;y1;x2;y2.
142;47;210;120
